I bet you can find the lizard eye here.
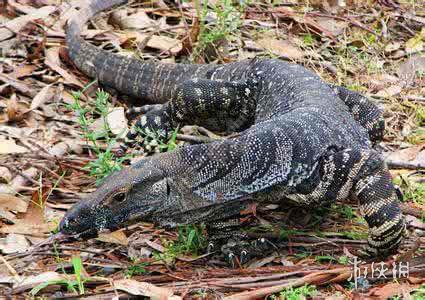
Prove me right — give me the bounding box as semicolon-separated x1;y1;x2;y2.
112;192;126;203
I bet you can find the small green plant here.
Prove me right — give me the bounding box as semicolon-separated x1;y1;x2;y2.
407;128;425;144
342;230;368;240
269;284;317;300
125;260;149;278
176;224;207;255
338;255;350;265
330;204;355;220
154;224;207;264
393;176;425;206
415;106;425;127
412;285;425;299
315;255;337;263
193;0;245;61
30;255;87;296
279;227;302;240
68;84;130;184
302;33;314;47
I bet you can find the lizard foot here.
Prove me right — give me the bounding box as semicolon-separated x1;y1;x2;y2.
206;219;278;267
209;236;277;268
120;104;172;154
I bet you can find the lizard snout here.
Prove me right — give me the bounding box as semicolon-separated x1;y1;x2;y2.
58;200;99;238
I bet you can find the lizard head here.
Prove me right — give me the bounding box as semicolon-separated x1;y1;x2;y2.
58;159;174;239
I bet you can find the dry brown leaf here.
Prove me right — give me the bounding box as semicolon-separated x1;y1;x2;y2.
12;271;67;292
97;229;129;246
385;41;401;53
0;167;12;183
29;85;54;111
255;38;303;60
0;167;38;195
10;64;38;79
386;145;424;164
7;94;19;122
398;55;425;85
0;233;29;254
45;47;83;87
315;17;348;36
114;279;179;299
124;32;183;55
0;187;55;236
0;138;28;154
369;282;415;298
106;107;128;138
114;10;158;30
0;5;55;42
0;73;35;97
375;85;402;97
144;34;182;55
0;194;28;213
0;209;17;223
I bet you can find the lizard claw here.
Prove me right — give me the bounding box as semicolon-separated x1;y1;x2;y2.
240;249;249;264
207;242;215;254
227;252;237;268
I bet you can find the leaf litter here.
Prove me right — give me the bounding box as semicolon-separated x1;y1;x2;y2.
0;0;424;298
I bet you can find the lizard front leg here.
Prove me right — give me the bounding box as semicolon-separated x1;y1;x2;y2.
330;85;385;144
353;152;406;255
120;78;257;153
304;148;406;255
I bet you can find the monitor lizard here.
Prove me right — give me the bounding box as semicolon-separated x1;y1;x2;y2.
58;0;406;262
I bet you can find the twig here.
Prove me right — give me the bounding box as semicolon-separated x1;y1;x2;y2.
0;255;22;282
386;159;425;170
307;12;378;36
368;93;425;103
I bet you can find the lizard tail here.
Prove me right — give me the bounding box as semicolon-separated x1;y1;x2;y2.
66;0;128;79
66;0;210;103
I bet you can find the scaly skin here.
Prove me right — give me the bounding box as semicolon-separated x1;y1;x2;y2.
60;0;405;258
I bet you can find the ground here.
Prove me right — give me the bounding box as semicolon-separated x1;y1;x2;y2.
0;0;424;299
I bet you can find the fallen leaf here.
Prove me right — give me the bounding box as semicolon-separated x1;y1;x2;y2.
375;85;402;97
106;107;128;138
369;282;415;298
0;234;29;254
385;41;401;53
405;28;425;54
0;73;36;97
256;38;303;60
0;194;28;213
0;167;38;195
10;64;38;79
45;47;83;87
0;167;12;183
7;94;20;122
12;271;67;292
406;215;425;230
0;209;17;223
385;145;424;163
398;55;425;85
113;10;158;30
0;6;55;42
124;32;182;55
0;186;55;236
0;138;28;154
315;17;348;36
29;85;54;111
114;279;180;299
97;230;129;246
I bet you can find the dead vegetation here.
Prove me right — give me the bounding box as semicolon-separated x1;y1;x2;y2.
0;0;424;298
